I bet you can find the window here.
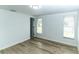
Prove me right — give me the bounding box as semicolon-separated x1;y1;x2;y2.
64;16;75;39
37;18;42;34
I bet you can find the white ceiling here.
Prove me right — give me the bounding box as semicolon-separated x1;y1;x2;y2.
0;5;79;16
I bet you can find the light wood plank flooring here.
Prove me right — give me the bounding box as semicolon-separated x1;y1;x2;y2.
0;38;78;54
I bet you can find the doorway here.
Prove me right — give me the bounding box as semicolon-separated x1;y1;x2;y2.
30;17;35;39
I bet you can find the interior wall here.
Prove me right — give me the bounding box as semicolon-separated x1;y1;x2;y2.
77;12;79;51
35;12;78;46
0;9;30;50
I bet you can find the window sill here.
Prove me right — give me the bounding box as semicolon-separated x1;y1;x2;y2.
64;37;75;40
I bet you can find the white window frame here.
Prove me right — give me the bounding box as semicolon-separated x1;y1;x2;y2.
37;18;43;34
63;15;75;39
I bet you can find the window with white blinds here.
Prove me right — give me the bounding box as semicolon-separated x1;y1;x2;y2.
64;16;75;39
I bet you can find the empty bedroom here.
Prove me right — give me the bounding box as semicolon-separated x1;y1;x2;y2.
0;5;79;54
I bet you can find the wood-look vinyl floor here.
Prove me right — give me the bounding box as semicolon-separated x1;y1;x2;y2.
0;38;78;54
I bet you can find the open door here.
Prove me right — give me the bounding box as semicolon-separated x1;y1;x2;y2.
30;17;35;39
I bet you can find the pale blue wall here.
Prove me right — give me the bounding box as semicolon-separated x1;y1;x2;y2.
0;9;30;49
36;12;78;46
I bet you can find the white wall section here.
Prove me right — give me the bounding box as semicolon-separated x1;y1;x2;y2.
35;12;78;46
0;9;30;50
77;12;79;51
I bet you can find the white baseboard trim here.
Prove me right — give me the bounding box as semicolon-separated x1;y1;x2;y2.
36;36;77;47
0;37;30;51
